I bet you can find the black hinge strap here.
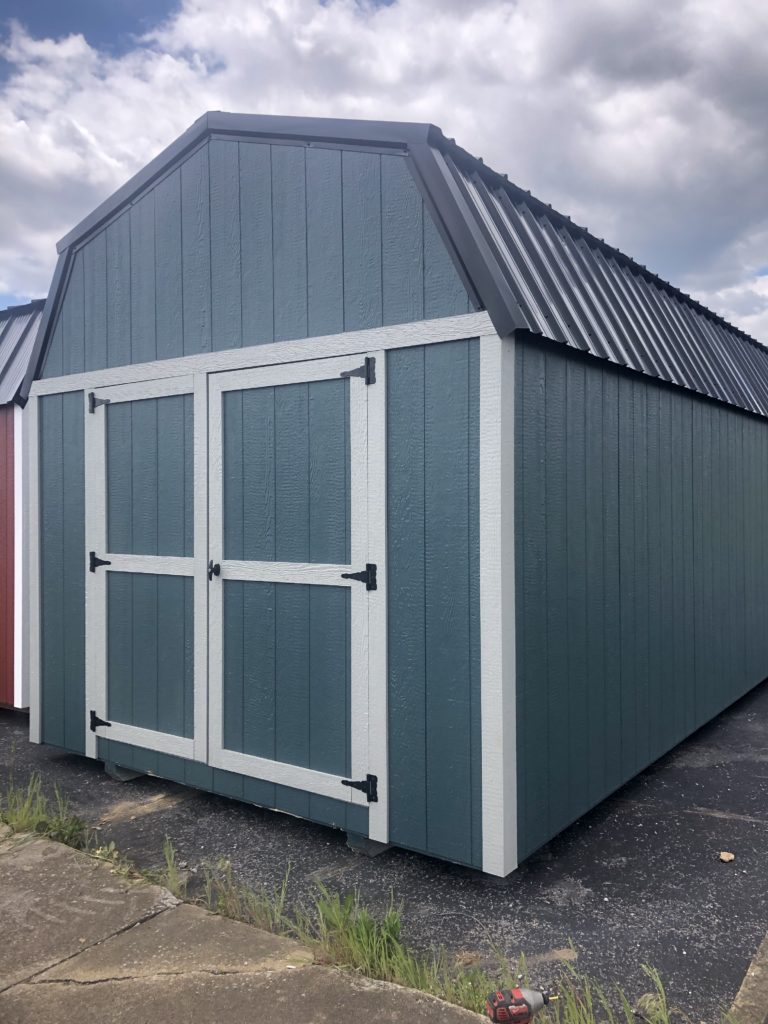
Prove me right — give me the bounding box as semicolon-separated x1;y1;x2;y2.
341;774;378;803
341;563;377;591
88;392;111;413
90;710;111;732
89;551;112;573
340;356;376;385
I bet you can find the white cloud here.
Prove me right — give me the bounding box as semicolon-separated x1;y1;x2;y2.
1;0;767;340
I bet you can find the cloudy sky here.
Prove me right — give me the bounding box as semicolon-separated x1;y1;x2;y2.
1;0;767;340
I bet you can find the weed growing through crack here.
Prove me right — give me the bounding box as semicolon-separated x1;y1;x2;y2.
0;795;709;1024
0;772;91;848
142;836;189;899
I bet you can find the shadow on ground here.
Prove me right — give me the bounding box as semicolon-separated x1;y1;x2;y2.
3;679;768;1020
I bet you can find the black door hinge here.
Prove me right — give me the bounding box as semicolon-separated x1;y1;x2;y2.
89;551;112;573
342;774;378;802
341;563;377;591
88;392;111;414
90;710;111;732
340;356;376;385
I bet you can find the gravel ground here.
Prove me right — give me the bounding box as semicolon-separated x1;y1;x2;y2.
2;680;768;1021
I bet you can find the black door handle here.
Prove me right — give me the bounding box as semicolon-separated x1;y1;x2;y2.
208;560;221;581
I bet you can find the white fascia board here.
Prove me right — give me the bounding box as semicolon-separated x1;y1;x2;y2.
479;331;518;876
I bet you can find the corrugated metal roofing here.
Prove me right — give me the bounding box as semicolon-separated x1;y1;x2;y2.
432;144;768;417
25;112;768;418
0;301;45;405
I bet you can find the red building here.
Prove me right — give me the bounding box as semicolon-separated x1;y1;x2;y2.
0;300;44;707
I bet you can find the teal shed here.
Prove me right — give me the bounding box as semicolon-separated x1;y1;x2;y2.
24;113;768;874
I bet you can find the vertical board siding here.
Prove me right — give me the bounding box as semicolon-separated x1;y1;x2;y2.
107;572;193;738
0;406;13;705
222;581;350;776
97;736;368;834
516;339;768;861
42;141;472;378
107;394;193;557
387;340;481;868
223;380;349;565
39;392;85;752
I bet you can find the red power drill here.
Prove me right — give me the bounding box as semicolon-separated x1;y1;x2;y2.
485;986;557;1023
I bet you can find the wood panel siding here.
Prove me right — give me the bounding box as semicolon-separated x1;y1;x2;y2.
42;141;472;378
98;737;368;835
515;338;768;860
0;406;13;706
39;392;85;752
387;340;482;868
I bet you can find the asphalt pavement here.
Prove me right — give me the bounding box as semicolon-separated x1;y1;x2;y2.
2;678;768;1021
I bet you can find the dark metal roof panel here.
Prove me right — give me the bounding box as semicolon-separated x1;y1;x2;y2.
0;301;45;405
445;155;768;416
25;110;768;418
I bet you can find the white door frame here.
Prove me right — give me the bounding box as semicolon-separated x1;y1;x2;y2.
207;353;388;841
84;373;209;762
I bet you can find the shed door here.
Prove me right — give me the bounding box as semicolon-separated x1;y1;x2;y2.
84;375;208;761
207;355;387;839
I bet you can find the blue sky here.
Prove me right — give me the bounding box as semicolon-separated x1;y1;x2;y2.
0;0;177;58
1;0;767;339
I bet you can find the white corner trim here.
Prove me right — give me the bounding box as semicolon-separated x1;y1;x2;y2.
479;331;518;876
30;312;494;397
13;405;26;707
26;396;41;741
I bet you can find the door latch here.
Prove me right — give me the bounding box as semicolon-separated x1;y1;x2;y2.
341;563;377;591
89;551;112;573
208;560;221;581
341;774;378;802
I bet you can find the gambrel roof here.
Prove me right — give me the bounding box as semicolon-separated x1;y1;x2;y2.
25;112;768;415
0;299;45;405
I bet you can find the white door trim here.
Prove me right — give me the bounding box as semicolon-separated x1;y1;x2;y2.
479;332;518;876
207;353;387;834
84;374;207;761
366;350;388;843
30;311;494;397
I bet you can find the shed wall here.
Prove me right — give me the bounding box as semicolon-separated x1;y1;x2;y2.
41;140;472;378
515;337;768;860
0;405;13;706
36;338;482;863
387;340;482;868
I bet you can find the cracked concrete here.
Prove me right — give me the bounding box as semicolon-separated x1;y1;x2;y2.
4;676;768;1018
0;836;481;1023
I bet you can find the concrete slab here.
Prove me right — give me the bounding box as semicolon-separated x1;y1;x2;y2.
36;902;312;982
5;678;768;1018
0;965;483;1024
731;933;768;1024
0;838;176;991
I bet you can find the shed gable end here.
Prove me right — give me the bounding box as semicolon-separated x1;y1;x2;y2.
42;139;472;377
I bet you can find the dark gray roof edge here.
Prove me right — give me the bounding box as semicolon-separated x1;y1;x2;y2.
426;125;764;353
20;252;69;404
56;112;434;254
0;298;46;319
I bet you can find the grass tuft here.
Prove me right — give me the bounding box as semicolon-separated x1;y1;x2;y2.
0;800;715;1024
0;772;91;848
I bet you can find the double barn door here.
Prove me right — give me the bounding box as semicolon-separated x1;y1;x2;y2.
84;355;387;839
